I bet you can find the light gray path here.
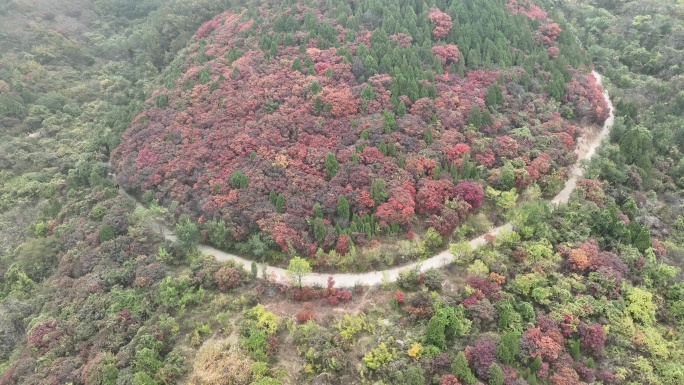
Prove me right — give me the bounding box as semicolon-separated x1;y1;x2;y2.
120;71;614;288
551;72;614;205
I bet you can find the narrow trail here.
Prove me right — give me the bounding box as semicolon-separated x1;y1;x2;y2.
118;71;614;288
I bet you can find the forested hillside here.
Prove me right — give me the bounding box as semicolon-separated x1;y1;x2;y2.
0;0;683;384
113;0;608;270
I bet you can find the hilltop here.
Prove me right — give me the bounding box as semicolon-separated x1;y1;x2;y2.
113;0;608;269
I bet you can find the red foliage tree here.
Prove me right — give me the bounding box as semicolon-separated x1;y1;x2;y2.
389;33;413;48
527;153;552;181
550;366;582;385
375;186;416;227
428;8;453;39
492;135;519;159
507;0;548;21
576;179;605;205
519;327;564;362
405;156;439;178
576;362;596;382
579;323;606;356
427;207;460;237
411;97;437;121
27;320;66;354
444;143;471;163
320;86;358;117
335;234;351;255
432;44;460;66
475;148;496;167
465;338;498;378
563;72;610;125
195;16;221;39
463;297;498;326
112;8;600;263
538;22;561;46
416;179;456;215
454;180;484;208
548;46;560;59
439;374;461;385
466;275;504;301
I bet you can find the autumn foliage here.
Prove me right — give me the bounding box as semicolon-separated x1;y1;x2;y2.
428;8;453;39
112;5;606;264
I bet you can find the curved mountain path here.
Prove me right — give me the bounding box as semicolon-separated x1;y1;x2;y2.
118;71;614;288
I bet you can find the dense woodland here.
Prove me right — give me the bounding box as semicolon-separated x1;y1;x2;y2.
0;0;683;384
112;0;609;269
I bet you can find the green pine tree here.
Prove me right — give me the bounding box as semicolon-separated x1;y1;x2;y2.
530;356;542;373
425;312;447;349
486;84;503;107
313;203;323;219
569;339;581;359
487;364;505;385
325;153;339;180
370;178;388;205
452;352;477;384
496;332;520;365
309;80;322;94
313;217;327;245
291;58;303;72
275;194;286;213
397;101;407;117
337;195;350;220
424;127;434;145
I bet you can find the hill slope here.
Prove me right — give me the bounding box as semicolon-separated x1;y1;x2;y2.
113;0;608;269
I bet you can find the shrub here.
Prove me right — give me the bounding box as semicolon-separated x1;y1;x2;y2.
407;342;422;359
467;260;489;276
487;363;505;385
423;227;445;252
213;267;243;291
440;374;461;385
190;340;254;385
290;286;319;302
363;343;394;370
422;268;445;291
395;290;406;305
295;309;314;324
404;364;426;385
90;205;107;221
398;266;422;291
99;225;116;243
327;289;352;306
336;314;370;342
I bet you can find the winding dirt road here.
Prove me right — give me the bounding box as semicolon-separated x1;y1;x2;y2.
120;71;614;288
